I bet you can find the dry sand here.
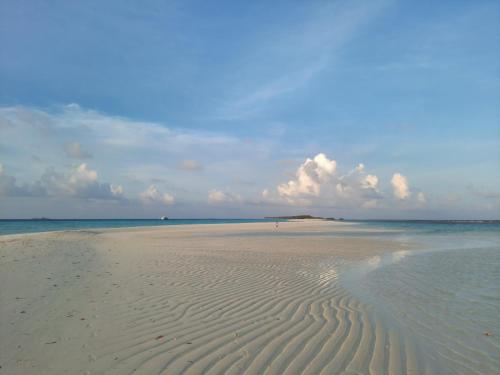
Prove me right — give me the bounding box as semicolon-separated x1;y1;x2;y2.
0;220;431;374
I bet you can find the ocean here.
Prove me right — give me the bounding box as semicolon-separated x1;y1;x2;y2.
0;218;278;236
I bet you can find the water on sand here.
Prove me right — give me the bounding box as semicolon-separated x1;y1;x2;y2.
342;223;500;375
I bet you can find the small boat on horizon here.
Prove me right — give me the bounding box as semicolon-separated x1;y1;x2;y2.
160;216;168;220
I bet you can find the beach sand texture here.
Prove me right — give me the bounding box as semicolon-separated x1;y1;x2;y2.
1;220;435;375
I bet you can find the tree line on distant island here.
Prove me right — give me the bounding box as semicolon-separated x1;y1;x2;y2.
264;215;345;221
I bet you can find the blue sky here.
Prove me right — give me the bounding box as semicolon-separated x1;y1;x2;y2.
0;0;499;219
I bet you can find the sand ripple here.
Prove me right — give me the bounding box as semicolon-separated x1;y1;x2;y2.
0;222;433;374
89;231;429;374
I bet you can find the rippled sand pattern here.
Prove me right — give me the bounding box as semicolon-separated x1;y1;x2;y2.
1;221;432;374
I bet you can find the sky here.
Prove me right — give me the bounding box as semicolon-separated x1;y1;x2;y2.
0;0;499;219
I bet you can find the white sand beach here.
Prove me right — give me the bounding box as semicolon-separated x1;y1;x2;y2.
3;0;498;373
1;220;431;375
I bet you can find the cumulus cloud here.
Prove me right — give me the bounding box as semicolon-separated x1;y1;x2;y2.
0;162;123;200
68;163;123;199
335;163;380;200
0;162;45;197
64;141;92;159
277;153;336;200
273;154;383;207
0;163;23;196
1;105;431;215
361;173;379;190
180;159;203;171
110;184;123;196
269;153;425;209
42;163;124;200
0;104;259;204
208;190;241;204
139;185;175;206
391;173;410;200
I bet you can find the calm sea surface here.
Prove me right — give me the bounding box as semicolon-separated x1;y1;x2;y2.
0;218;278;236
343;220;500;375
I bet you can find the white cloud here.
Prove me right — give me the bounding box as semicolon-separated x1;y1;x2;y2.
0;104;434;216
139;185;175;206
0;162;45;197
334;163;381;203
64;141;92;159
0;161;122;200
110;184;124;196
269;153;425;209
67;163;124;199
361;174;379;189
391;173;410;200
0;105;267;206
0;105;241;157
208;189;241;204
277;153;336;200
43;163;124;200
275;153;383;207
0;105;261;194
0;163;29;196
69;163;97;186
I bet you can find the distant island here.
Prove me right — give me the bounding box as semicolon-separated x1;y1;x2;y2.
265;215;344;221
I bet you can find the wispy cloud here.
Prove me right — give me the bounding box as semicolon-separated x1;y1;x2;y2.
0;104;278;207
217;0;389;120
0;104;245;169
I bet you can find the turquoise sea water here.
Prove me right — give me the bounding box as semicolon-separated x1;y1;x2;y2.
0;218;279;236
2;218;497;237
359;219;500;235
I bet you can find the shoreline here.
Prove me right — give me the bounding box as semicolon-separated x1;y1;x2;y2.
0;218;360;239
0;218;369;238
1;220;432;374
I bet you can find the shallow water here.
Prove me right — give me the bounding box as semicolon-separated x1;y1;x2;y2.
0;218;278;236
342;224;500;375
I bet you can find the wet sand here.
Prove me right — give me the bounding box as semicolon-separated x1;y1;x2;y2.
1;220;431;375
